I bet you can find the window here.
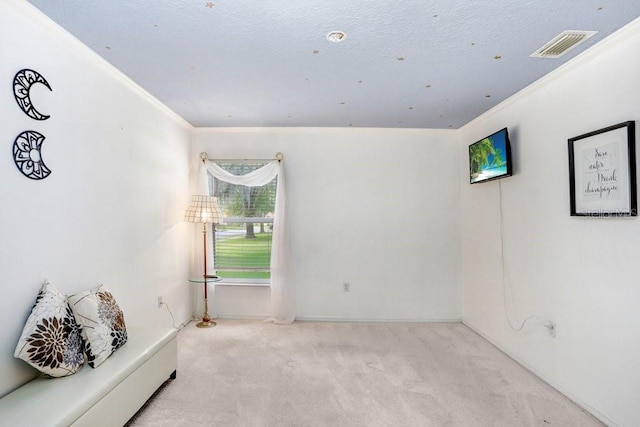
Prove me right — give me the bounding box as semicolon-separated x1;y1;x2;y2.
208;162;277;284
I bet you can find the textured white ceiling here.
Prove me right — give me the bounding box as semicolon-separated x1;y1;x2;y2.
26;0;640;129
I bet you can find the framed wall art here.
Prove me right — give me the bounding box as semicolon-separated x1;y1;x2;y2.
568;121;637;217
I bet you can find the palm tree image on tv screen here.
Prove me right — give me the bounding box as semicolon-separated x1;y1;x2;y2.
469;129;511;184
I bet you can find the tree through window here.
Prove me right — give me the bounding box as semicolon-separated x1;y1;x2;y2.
208;162;277;283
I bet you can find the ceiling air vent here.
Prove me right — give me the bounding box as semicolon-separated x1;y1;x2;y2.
530;30;597;58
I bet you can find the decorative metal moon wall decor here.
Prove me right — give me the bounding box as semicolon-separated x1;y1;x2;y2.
11;68;53;180
13;131;51;180
13;69;52;120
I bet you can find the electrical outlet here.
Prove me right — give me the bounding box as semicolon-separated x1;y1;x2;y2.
343;282;350;292
545;321;556;338
157;295;163;307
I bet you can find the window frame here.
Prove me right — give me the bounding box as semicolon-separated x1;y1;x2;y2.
208;162;276;285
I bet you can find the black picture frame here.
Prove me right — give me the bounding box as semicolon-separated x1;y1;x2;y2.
568;121;636;217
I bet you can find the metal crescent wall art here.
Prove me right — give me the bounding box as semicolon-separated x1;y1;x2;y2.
13;131;51;180
13;69;52;121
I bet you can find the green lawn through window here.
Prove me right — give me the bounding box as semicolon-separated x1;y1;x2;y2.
214;231;271;280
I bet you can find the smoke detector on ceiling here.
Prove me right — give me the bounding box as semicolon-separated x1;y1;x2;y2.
530;30;597;58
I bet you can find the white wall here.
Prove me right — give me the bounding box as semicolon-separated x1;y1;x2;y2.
192;127;462;322
0;1;193;397
460;18;640;427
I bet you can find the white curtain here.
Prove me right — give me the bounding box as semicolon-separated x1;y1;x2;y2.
201;159;295;324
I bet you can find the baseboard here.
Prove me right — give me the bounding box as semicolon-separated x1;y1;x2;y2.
215;314;270;321
463;320;620;427
210;315;463;323
295;316;463;323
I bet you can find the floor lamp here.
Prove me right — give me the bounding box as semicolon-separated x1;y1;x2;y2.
185;195;222;328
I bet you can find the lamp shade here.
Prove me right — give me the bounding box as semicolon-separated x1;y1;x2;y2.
184;195;223;224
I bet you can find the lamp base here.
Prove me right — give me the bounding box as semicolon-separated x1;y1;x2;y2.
196;319;217;328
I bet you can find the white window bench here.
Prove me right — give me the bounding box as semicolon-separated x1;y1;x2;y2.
0;327;177;427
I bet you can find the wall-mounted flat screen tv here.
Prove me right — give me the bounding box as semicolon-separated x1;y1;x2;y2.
469;127;513;184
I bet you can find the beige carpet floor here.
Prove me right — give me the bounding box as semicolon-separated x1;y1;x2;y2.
127;320;602;426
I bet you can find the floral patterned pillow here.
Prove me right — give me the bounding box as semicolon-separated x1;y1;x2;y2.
14;280;85;377
67;286;127;368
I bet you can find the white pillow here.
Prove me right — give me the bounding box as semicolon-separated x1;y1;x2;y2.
14;280;85;377
67;285;127;368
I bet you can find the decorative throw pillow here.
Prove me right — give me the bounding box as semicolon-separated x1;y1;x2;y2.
67;286;128;368
14;280;85;377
